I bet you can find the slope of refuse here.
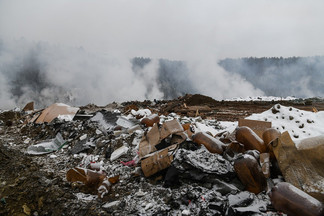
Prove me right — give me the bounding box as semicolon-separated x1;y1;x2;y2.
0;94;323;216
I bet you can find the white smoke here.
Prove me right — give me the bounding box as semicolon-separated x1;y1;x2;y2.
0;0;323;108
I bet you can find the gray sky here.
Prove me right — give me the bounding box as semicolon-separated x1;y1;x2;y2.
1;0;323;59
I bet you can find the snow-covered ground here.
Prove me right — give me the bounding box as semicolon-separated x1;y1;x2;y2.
225;96;298;101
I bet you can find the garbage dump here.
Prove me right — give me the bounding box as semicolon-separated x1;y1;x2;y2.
0;94;324;215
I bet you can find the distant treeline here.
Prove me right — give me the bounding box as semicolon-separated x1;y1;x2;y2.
132;56;324;99
131;57;196;99
218;56;324;97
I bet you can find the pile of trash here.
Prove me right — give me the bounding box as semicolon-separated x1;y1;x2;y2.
0;98;323;215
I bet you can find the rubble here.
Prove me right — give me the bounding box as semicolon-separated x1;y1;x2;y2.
0;94;324;215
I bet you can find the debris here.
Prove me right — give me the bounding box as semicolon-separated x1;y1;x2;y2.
262;128;281;158
121;160;136;167
70;139;93;155
160;119;184;140
127;124;142;134
102;200;121;210
141;114;160;127
269;182;324;216
235;126;267;153
22;102;34;112
233;154;267;194
110;146;129;161
271;131;324;202
35;103;79;123
139;118;186;158
238;119;271;138
22;204;31;216
192;132;225;154
66;167;111;197
259;153;270;178
91;111;119;130
164;166;180;187
26;133;66;155
173;146;234;179
223;141;245;161
182;209;191;215
116;116;135;129
313;106;318;113
141;144;178;177
1;95;324;215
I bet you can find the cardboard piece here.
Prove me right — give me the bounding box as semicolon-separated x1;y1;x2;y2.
139;119;186;159
66;167;106;189
141;144;178;177
35;103;79;123
23;102;34;111
272;131;324;202
238;119;271;138
160;119;184;140
147;123;161;147
139;136;154;158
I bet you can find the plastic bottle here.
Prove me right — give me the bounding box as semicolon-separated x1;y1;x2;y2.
192;132;225;154
269;182;324;216
233;154;267;194
140;114;160;127
235;126;267;153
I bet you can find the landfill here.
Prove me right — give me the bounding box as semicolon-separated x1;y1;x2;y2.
0;94;324;216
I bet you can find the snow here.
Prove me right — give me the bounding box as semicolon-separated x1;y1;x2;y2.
226;96;298;101
295;135;324;150
57;114;74;121
195;122;219;136
246;104;324;143
131;109;152;117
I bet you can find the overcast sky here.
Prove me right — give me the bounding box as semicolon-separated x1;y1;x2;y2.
1;0;323;59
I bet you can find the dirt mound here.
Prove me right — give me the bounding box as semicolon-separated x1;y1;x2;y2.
183;94;218;106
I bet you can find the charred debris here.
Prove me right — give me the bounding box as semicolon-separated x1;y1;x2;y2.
0;94;324;216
